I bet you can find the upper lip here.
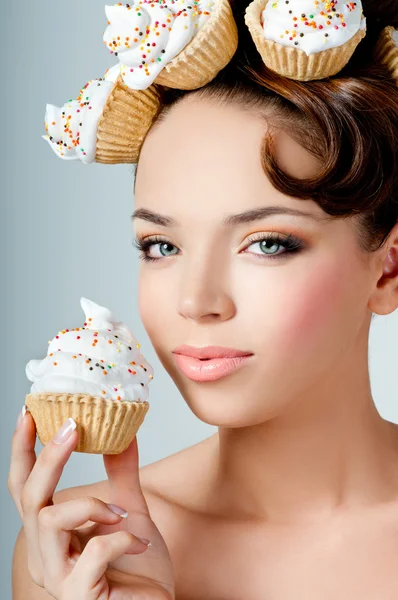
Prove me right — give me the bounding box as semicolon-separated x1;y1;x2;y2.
172;345;254;359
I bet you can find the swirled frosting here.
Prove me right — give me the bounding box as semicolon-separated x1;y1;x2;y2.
103;0;214;90
26;297;154;402
42;64;120;163
261;0;366;56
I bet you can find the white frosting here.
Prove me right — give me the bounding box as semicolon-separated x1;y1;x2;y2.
103;0;214;90
26;297;154;402
392;29;398;46
261;0;366;56
42;64;120;163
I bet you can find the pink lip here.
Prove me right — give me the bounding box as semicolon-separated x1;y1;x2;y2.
173;344;253;359
172;353;253;382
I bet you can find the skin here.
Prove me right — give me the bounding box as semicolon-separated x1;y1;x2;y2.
11;94;398;599
132;93;398;596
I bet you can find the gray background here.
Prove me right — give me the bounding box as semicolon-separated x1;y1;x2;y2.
2;1;398;598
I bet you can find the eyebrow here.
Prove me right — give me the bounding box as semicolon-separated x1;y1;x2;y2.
131;206;328;227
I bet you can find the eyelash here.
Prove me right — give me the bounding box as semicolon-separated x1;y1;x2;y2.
132;232;304;263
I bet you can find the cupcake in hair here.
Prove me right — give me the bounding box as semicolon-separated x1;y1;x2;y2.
373;25;398;85
43;0;238;164
244;0;367;81
103;0;238;90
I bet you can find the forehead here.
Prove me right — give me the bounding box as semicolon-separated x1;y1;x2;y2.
134;95;324;223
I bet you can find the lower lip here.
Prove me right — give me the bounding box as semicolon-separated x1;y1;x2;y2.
172;353;253;382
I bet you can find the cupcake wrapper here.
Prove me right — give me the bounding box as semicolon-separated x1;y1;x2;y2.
154;0;238;90
95;75;162;164
25;392;149;454
245;0;367;81
373;26;398;86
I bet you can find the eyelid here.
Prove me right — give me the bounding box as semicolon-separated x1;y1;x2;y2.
244;227;307;240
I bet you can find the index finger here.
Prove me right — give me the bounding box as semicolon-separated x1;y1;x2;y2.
8;405;38;519
22;417;79;517
11;414;79;586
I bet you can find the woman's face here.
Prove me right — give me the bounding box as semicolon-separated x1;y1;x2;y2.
133;95;377;427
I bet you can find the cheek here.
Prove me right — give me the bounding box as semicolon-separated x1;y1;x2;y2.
137;270;173;343
286;266;343;332
251;257;353;360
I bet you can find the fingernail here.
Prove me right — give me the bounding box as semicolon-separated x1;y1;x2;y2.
137;537;151;546
16;405;29;430
53;418;77;444
106;503;129;518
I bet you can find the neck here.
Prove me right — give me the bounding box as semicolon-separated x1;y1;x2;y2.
208;343;398;525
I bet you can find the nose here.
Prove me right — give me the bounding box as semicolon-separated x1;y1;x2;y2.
177;256;235;322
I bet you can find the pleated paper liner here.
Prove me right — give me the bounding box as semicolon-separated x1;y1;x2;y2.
25;393;149;454
95;76;162;164
244;0;367;81
154;0;238;90
373;26;398;85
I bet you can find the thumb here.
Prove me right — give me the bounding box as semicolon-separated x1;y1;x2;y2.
102;434;150;515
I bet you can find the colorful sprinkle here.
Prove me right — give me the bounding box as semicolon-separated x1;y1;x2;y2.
264;0;364;53
42;298;152;404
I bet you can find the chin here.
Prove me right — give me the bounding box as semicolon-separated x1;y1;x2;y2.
171;378;283;428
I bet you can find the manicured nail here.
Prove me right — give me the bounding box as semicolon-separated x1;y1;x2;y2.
106;503;129;518
53;418;77;444
16;405;29;430
137;537;151;546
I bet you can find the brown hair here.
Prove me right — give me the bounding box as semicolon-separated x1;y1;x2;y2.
136;1;398;255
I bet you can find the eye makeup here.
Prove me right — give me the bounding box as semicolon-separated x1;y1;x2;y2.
132;231;305;263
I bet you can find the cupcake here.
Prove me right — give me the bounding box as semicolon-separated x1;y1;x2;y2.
244;0;367;81
25;298;153;454
43;0;238;164
103;0;238;91
373;25;398;85
43;64;162;164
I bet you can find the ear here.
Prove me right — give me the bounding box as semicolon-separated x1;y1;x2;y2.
368;221;398;316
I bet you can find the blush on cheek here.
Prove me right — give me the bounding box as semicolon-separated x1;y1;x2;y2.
275;262;348;353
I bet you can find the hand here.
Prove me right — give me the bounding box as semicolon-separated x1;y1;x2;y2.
8;406;175;600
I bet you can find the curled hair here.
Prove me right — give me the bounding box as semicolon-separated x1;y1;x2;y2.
137;0;398;254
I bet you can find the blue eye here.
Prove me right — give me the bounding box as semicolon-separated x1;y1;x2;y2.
132;232;304;263
244;233;303;259
132;236;178;262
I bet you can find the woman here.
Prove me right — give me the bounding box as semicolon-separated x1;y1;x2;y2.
9;0;398;598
